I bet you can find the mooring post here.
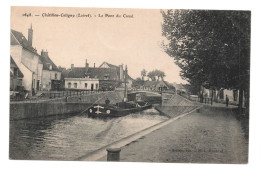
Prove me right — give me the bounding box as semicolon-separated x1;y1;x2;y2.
106;148;121;161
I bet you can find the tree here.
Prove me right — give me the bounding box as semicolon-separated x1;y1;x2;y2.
132;77;144;88
147;71;156;81
141;69;147;80
161;10;250;111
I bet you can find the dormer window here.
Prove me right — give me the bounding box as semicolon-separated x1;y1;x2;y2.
104;74;109;80
49;65;52;70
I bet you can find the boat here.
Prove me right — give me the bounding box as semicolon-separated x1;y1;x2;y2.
87;101;152;118
86;65;152;118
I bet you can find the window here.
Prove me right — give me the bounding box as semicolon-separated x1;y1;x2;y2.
85;83;88;88
74;83;77;88
96;83;99;90
68;82;71;88
14;68;18;77
55;73;57;79
104;74;109;80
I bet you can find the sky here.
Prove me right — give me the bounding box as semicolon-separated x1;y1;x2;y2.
11;6;187;84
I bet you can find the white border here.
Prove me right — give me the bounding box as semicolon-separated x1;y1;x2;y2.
2;0;260;171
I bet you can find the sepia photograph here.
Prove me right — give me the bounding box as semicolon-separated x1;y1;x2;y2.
8;4;253;167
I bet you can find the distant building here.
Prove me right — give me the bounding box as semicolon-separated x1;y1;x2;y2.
173;83;187;94
143;80;174;91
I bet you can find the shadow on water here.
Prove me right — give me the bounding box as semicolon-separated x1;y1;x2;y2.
9;108;168;160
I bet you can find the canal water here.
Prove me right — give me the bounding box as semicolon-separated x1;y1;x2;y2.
9;108;168;160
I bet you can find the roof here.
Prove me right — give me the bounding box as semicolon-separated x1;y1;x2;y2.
173;83;186;91
99;62;119;69
10;56;24;78
11;29;60;72
11;29;37;54
39;55;60;72
66;67;119;80
144;81;159;87
67;67;86;78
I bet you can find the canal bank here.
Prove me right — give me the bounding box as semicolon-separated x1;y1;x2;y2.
96;105;248;163
10;91;124;120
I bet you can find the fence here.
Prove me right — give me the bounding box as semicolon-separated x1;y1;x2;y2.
48;90;107;99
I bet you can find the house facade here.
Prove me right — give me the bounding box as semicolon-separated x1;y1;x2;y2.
64;78;99;90
40;50;61;91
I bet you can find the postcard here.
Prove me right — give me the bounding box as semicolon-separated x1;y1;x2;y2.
10;6;250;164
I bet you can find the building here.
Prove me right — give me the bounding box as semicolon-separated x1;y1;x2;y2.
10;56;23;91
39;50;61;91
173;83;187;94
10;26;43;95
63;60;133;90
143;80;174;91
10;25;61;94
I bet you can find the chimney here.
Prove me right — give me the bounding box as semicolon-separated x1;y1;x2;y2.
71;64;74;69
28;24;33;47
85;59;89;73
41;49;48;58
94;63;95;68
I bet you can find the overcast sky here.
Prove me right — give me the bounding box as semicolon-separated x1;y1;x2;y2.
11;6;187;84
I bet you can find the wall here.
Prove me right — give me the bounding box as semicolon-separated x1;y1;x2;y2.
10;91;124;120
10;102;92;120
10;45;22;65
41;70;51;90
65;78;99;90
21;49;39;74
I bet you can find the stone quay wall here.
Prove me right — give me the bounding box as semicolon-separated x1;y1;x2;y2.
10;91;124;120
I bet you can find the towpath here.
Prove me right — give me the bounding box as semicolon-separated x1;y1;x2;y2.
99;105;248;163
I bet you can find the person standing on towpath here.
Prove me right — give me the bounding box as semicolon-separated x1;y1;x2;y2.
226;95;229;107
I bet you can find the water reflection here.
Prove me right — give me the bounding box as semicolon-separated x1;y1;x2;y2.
9;108;167;160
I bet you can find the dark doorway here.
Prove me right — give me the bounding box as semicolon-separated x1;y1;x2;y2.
37;80;40;91
91;84;94;91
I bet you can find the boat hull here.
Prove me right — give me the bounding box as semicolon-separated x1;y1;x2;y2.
87;103;152;118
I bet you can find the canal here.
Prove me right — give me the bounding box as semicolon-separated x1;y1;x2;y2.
9;108;168;160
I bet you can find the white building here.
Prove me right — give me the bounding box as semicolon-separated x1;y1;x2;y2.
10;26;43;95
64;78;99;91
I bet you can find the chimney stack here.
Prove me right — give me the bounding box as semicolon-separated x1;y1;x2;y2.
85;58;89;73
71;64;74;69
28;24;33;47
41;49;48;57
94;63;95;68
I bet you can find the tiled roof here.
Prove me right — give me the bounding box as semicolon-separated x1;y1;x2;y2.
10;56;24;78
11;29;60;72
66;67;119;80
99;62;119;69
11;29;37;54
39;55;60;72
67;67;86;78
87;68;119;80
